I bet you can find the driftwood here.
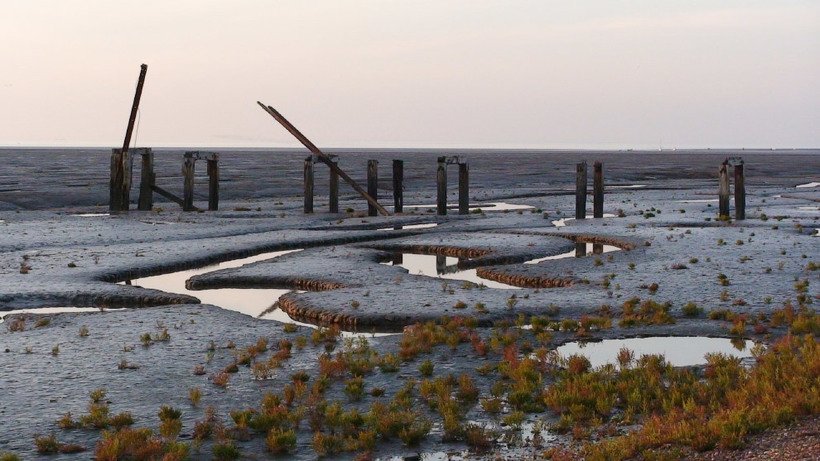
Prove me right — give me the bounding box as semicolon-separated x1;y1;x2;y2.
257;102;389;216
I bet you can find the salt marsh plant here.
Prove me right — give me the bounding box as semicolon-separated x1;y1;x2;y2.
418;359;434;377
189;387;202;406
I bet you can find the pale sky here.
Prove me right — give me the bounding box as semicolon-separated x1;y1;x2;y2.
1;1;817;149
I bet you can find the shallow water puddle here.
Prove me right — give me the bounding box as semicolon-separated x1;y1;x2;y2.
556;336;756;368
71;213;110;217
796;182;819;188
384;253;520;289
402;202;534;212
675;198;721;203
551;213;616;227
122;250;300;318
376;222;438;231
524;243;619;264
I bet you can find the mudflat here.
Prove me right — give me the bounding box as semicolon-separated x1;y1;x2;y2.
0;147;817;460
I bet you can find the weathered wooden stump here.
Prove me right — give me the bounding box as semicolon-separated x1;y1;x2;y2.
393;159;404;214
367;160;379;217
437;157;448;215
459;163;469;215
304;155;314;214
329;157;339;213
109;148;133;212
593;161;604;218
718;161;730;218
137;149;155;211
575;162;587;219
734;162;745;220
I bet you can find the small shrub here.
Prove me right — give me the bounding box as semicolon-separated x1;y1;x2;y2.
682;302;703;317
265;428;296;454
418;359;434;377
34;433;60;454
189;387;202;406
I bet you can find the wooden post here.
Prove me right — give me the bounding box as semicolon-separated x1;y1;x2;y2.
111;64;147;212
593;161;604;218
329;157;339;213
110;149;123;211
122;65;147;155
207;155;219;211
367;159;378;217
437;157;447;216
393;159;404;214
575;162;587;219
109;148;133;211
137;149;154;211
304;155;314;214
458;162;469;215
392;252;403;265
718;161;730;218
182;153;196;212
435;255;446;274
734;163;745;220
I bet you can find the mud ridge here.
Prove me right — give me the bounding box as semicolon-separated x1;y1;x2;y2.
186;276;346;292
367;243;491;259
97;232;405;283
277;295;421;332
474;268;581;288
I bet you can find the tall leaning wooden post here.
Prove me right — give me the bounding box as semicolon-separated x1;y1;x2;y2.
111;64;148;212
437;156;447;215
393;159;404;214
137;148;154;211
328;157;339;213
718;161;730;219
182;153;196;212
575;161;587;219
207;154;219;211
367;160;379;217
458;162;469;215
734;161;745;220
304;155;314;214
593;161;604;218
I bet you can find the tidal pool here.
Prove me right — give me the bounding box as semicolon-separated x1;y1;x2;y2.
401;202;535;212
123;250;300;318
556;336;756;368
377;222;438;231
524;243;619;264
551;213;616;227
384;253;520;289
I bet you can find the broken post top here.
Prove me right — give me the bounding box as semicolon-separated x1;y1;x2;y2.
438;156;466;165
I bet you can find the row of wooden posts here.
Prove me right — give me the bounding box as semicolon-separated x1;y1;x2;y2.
110;148;219;212
111;150;745;223
304;155;469;216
